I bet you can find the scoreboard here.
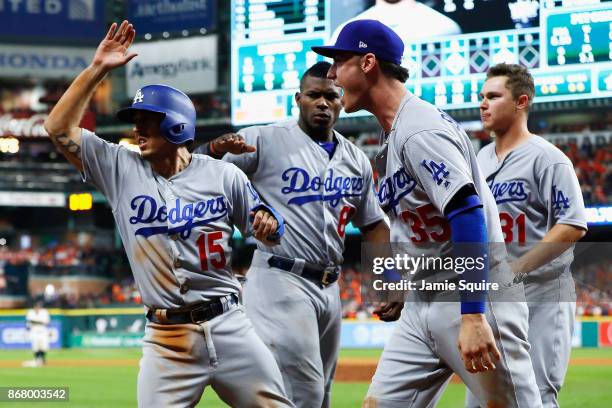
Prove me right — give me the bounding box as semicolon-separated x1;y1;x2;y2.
231;0;612;126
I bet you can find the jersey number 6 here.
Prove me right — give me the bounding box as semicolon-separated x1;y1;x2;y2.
197;231;227;271
337;205;356;238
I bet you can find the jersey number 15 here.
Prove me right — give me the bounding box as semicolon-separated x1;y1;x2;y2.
197;231;227;271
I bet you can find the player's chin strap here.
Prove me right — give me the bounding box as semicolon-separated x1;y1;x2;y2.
250;203;286;242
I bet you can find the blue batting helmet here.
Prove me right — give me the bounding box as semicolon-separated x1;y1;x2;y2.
117;84;196;144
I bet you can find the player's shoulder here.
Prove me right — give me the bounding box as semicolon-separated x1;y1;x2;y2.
477;141;496;161
241;119;296;137
393;94;464;145
82;128;141;159
191;153;248;180
336;131;369;161
526;135;572;167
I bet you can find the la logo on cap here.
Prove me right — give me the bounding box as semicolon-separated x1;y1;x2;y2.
359;41;368;49
134;89;144;104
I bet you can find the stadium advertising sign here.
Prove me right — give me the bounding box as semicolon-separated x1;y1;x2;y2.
340;321;396;348
0;321;61;350
0;45;93;79
599;322;612;347
127;36;218;96
0;192;66;207
128;0;215;34
70;333;143;348
0;113;48;138
0;0;105;40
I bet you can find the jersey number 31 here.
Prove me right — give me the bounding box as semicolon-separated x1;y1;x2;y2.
499;212;526;244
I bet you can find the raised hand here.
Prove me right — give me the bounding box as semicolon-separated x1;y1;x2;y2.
92;20;138;72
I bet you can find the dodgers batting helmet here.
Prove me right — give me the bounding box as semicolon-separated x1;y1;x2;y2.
117;84;196;144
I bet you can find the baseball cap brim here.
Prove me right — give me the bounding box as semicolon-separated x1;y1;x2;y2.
311;45;363;59
116;105;167;123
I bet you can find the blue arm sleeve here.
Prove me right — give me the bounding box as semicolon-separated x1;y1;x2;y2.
448;195;488;314
250;203;286;242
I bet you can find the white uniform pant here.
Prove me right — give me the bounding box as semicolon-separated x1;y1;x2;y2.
466;275;576;408
243;250;342;408
30;327;49;352
366;282;542;408
137;305;293;408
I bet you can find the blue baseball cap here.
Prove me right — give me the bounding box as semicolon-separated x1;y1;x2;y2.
312;19;404;65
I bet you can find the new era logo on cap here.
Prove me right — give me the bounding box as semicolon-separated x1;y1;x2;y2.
311;19;404;66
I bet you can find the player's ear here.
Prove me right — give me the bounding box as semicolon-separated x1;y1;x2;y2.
516;94;530;112
361;53;376;74
295;91;302;105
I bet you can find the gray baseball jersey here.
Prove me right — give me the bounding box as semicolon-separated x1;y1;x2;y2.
80;129;293;407
466;135;588;408
477;136;588;277
81;129;261;308
223;118;384;408
366;92;541;408
225;119;384;265
375;92;504;266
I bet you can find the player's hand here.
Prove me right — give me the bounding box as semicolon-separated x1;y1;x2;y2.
373;302;404;322
251;209;279;246
211;133;256;156
457;314;501;373
91;20;138;72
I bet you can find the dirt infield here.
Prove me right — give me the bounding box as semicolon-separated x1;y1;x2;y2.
2;357;611;382
334;358;612;382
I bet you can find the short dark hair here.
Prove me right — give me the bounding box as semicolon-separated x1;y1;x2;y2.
487;63;535;110
300;61;332;90
379;59;409;83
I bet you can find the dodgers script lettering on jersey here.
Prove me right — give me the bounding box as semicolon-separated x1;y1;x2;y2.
376;167;417;215
281;167;364;207
129;195;229;239
488;180;529;204
223;119;384;265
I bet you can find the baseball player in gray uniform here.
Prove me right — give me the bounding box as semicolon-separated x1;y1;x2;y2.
314;20;541;407
465;63;587;408
196;61;387;408
44;20;293;408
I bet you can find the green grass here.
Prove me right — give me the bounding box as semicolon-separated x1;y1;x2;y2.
0;348;610;407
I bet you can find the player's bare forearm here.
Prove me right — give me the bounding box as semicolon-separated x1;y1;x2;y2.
44;65;106;171
512;223;586;275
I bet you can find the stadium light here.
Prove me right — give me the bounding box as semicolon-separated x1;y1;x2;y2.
69;193;93;211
